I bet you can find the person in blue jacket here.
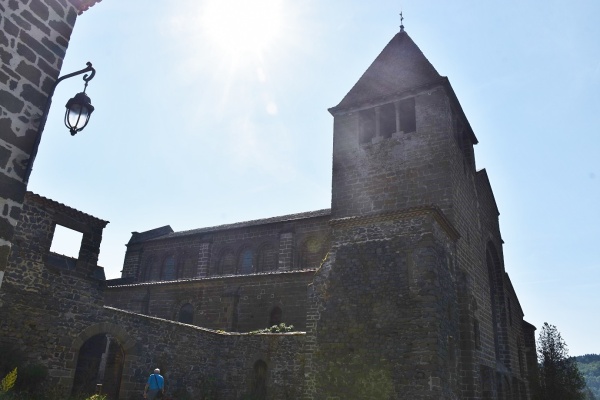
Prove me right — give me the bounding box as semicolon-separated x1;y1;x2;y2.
144;368;164;399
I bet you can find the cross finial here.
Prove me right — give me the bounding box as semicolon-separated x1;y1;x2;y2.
400;11;405;32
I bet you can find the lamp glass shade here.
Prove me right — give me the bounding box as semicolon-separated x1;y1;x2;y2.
65;92;94;135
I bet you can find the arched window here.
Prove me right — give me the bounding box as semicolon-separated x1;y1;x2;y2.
238;248;254;274
257;243;277;272
251;360;267;400
216;249;235;275
269;306;282;327
162;255;176;281
178;303;194;324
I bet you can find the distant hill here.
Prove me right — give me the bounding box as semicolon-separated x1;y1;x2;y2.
576;354;600;399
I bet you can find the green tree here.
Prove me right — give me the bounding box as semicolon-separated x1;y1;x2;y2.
537;322;586;400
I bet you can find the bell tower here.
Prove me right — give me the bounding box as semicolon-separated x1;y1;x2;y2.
329;30;478;221
305;29;488;399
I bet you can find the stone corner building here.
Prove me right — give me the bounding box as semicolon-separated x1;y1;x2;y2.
0;0;101;288
1;15;537;400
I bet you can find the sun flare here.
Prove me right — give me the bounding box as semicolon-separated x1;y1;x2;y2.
201;0;285;61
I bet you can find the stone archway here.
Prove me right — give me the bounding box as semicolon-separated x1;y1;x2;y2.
70;323;137;399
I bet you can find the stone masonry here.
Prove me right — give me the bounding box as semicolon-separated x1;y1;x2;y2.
0;18;537;400
0;0;101;289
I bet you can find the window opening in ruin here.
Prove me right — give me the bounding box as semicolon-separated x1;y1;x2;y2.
178;303;194;324
162;255;176;281
50;224;83;259
269;306;282;326
239;248;254;274
250;360;268;400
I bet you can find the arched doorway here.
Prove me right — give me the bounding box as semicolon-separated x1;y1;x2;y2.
72;333;125;399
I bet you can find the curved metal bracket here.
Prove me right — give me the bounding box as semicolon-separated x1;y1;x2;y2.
24;62;97;182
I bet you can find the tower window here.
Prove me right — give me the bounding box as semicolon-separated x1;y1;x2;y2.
359;108;376;144
398;97;416;133
358;97;416;145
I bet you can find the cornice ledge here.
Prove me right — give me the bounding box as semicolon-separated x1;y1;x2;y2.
329;206;461;241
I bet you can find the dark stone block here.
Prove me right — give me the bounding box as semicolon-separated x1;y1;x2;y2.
20;9;51;35
30;0;50;21
17;42;37;63
19;30;56;65
0;146;11;169
3;18;20;38
8;0;20;11
20;83;47;109
41;36;66;59
37;56;59;78
0;173;26;203
16;60;42;85
0;47;13;64
0;90;25;113
66;6;76;25
45;0;66;18
0;70;9;85
11;14;32;31
49;18;72;40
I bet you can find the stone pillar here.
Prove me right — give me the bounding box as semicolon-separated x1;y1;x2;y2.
197;241;211;277
277;231;294;271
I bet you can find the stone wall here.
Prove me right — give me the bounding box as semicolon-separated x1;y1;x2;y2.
120;210;331;282
304;209;461;399
0;193;307;399
106;270;315;333
0;0;100;288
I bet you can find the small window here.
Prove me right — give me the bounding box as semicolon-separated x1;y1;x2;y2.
178;303;194;324
50;224;83;258
398;97;416;133
379;102;396;138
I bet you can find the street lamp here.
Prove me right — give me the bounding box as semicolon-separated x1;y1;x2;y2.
25;62;96;182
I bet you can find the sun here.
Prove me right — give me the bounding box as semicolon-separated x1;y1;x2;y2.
201;0;285;62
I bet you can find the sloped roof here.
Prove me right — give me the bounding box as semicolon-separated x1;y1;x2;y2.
129;209;332;244
26;192;109;228
333;30;442;111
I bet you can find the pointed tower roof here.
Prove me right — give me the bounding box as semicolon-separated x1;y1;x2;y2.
332;30;443;111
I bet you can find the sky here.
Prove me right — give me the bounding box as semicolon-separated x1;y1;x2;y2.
27;0;600;356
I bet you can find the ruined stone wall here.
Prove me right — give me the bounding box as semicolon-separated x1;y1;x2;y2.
0;0;99;288
0;192;108;382
106;270;315;333
0;192;307;399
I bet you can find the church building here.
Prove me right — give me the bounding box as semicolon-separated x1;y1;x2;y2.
0;16;537;399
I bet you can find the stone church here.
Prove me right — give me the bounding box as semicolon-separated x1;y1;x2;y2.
1;6;537;398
